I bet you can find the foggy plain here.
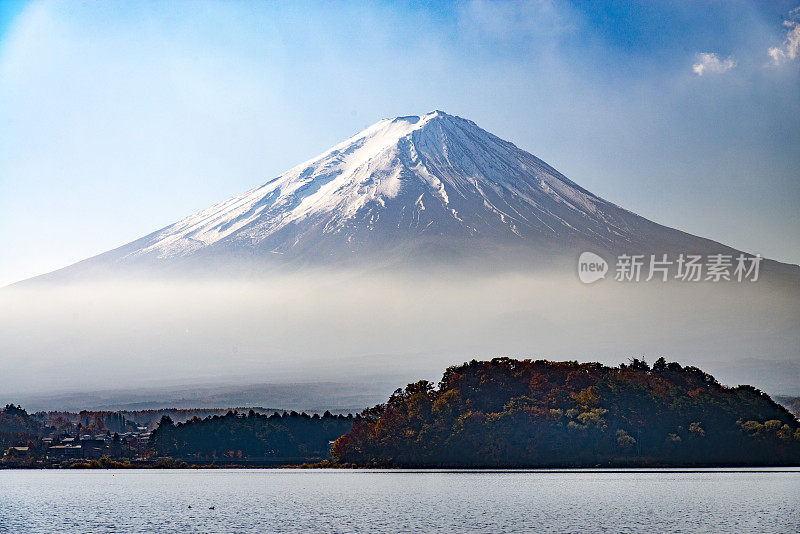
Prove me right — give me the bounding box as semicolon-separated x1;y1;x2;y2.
2;267;797;410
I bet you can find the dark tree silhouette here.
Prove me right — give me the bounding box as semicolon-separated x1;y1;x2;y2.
149;410;352;461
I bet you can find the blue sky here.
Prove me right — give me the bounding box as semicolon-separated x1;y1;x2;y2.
1;0;799;285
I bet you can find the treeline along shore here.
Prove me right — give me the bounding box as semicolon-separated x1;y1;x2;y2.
3;358;800;468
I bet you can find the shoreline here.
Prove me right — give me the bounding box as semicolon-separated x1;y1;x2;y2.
4;462;800;471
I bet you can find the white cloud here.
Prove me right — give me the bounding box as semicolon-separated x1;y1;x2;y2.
692;52;736;76
768;18;800;66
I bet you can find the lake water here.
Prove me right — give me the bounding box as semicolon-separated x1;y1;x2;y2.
1;469;799;533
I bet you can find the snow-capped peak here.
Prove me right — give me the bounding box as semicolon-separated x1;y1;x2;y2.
123;111;662;261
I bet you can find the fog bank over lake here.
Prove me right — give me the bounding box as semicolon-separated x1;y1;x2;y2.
1;270;798;406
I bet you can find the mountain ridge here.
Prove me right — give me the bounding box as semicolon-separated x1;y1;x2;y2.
15;110;799;283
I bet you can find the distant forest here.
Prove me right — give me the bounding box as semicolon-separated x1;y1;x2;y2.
0;406;286;453
150;411;353;462
4;357;800;468
333;358;800;467
40;407;282;431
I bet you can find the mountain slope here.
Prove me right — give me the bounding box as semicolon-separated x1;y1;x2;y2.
23;111;798;279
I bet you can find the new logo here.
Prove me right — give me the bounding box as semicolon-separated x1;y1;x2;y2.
578;252;608;284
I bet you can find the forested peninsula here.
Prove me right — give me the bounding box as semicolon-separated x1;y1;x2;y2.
332;358;800;467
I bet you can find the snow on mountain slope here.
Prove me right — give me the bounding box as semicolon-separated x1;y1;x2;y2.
25;108;793;286
116;110;716;265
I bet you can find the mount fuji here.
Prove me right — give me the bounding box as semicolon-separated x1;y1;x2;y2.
6;111;800;398
23;110;796;281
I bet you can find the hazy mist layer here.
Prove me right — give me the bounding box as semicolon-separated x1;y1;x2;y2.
1;270;798;409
